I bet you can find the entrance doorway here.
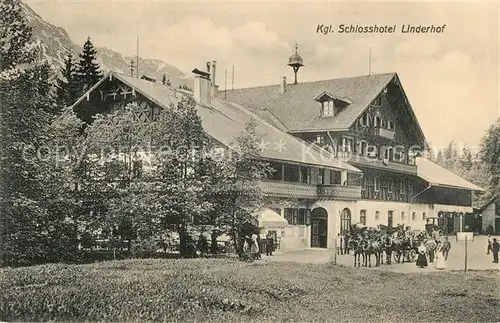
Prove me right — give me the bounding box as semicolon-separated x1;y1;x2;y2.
340;208;352;234
311;207;328;248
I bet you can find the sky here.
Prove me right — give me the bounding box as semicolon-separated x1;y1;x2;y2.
25;0;500;151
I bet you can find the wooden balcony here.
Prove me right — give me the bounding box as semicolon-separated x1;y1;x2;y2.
372;127;395;140
259;180;317;199
348;154;417;175
317;184;362;200
259;180;362;200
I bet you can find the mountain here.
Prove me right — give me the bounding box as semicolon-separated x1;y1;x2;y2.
21;2;193;89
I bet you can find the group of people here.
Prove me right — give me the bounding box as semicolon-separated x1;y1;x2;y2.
415;236;451;269
242;232;275;259
487;235;499;263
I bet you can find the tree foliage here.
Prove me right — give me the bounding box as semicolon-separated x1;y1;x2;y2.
76;37;102;93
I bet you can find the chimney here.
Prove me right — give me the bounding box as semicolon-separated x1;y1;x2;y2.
192;67;212;106
280;76;287;94
206;62;211;74
211;61;217;97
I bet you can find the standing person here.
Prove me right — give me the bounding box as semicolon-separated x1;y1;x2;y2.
265;232;274;256
492;238;499;263
441;236;451;261
487;235;492;255
343;232;350;255
250;233;260;260
435;243;446;270
416;243;428;268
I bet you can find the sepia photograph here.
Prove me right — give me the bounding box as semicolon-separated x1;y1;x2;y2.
1;0;499;322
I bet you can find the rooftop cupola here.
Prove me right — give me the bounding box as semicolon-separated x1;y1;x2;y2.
287;43;304;84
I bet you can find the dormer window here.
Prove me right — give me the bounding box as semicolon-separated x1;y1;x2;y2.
374;96;382;106
322;100;335;116
374;116;381;127
314;91;353;118
388;120;395;131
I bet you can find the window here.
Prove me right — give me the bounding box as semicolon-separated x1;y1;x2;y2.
367;145;379;158
375;211;380;220
360;210;367;225
374;177;381;192
298;209;307;225
358;140;368;155
400;181;405;194
422;212;426;221
284;164;299;182
412;212;416;221
374;96;382;106
270;162;283;180
374;116;381;127
388;179;393;193
388;120;395;130
315;135;324;144
408;181;413;198
300;166;310;184
318;169;325;184
360;113;369;126
342;137;354;152
330;170;341;185
401;212;405;221
323;100;334;116
284;208;294;223
384;147;394;161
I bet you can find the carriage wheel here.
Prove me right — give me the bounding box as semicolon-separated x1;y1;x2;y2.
409;249;417;262
393;250;401;263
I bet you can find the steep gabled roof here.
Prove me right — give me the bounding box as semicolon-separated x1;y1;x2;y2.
224;73;427;146
225;73;396;132
415;157;484;191
71;72;361;173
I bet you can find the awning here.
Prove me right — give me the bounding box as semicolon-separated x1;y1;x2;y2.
415;157;484;191
258;208;288;228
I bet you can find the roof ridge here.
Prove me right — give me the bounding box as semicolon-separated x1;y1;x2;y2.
226;72;396;92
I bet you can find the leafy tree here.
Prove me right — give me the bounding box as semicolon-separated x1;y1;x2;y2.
57;53;80;107
149;95;212;257
480;119;500;190
209;119;273;260
76;37;102;93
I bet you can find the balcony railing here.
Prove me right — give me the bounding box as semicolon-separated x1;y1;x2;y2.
372;127;395;140
259;180;363;200
317;184;362;200
348;153;417;175
259;180;317;199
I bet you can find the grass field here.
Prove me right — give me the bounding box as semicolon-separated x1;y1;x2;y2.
1;258;499;322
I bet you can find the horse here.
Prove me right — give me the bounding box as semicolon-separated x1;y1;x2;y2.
362;238;383;267
348;238;365;267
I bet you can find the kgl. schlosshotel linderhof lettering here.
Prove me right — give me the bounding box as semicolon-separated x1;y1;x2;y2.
316;24;447;35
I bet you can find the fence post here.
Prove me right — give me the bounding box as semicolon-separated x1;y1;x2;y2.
332;235;337;265
464;235;468;273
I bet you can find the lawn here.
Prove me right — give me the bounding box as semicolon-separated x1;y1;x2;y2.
1;258;499;322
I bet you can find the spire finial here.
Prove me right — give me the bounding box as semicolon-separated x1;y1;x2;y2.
294;42;298;53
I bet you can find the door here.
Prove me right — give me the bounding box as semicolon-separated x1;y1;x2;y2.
311;208;328;248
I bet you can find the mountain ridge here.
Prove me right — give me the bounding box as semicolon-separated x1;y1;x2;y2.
21;2;193;89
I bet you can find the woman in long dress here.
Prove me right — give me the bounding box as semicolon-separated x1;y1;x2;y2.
250;234;260;259
416;243;428;268
435;243;447;270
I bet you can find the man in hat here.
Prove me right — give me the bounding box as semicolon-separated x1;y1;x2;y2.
492;238;499;264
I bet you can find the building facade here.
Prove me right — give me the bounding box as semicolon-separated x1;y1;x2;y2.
71;51;483;253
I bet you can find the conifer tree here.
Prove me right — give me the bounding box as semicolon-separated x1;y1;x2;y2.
0;0;72;266
0;0;38;71
76;37;102;93
57;53;79;107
